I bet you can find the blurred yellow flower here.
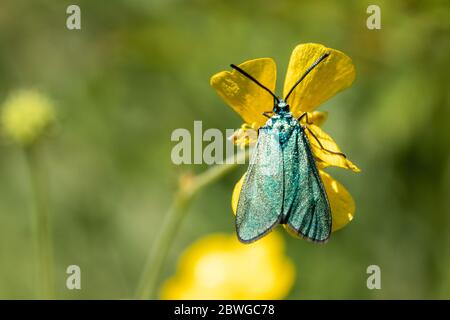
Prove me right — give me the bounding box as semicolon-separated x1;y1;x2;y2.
211;43;360;234
160;231;295;299
1;90;55;146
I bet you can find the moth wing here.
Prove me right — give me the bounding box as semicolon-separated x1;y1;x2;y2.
210;58;276;128
283;127;332;242
236;129;284;243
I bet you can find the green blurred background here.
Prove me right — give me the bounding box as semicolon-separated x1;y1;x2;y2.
0;0;449;299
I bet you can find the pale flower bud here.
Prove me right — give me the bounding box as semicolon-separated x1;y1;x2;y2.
1;90;55;146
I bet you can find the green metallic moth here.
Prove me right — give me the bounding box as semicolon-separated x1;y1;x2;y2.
231;53;338;243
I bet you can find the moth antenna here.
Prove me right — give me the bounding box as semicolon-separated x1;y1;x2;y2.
284;52;330;101
230;64;280;103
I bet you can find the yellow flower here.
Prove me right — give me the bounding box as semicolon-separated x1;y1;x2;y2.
160;232;295;299
1;90;55;146
211;43;359;233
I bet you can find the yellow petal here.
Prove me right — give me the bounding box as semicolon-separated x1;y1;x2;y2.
231;173;246;215
211;58;276;128
306;124;360;172
315;158;329;170
308;111;328;126
319;171;355;232
283;43;355;116
298;111;328;127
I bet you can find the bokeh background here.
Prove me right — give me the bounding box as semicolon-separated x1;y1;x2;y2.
0;0;449;299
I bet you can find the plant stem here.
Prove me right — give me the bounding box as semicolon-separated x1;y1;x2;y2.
136;150;249;299
24;145;54;299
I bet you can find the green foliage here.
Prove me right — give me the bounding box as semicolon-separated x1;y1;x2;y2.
0;0;449;299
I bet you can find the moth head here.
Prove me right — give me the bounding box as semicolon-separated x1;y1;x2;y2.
273;99;290;114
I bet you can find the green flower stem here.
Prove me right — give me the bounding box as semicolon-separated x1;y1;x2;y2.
24;145;54;299
136;150;249;300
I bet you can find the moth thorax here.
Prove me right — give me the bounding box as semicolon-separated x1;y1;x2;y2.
271;116;297;146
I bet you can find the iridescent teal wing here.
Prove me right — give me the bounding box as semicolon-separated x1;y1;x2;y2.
283;126;332;242
236;128;284;243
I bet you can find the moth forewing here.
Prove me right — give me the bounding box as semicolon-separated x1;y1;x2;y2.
236;129;284;243
284;126;332;242
255;128;283;177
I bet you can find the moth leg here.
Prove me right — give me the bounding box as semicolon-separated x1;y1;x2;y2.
297;112;313;124
305;126;347;158
263;111;274;118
